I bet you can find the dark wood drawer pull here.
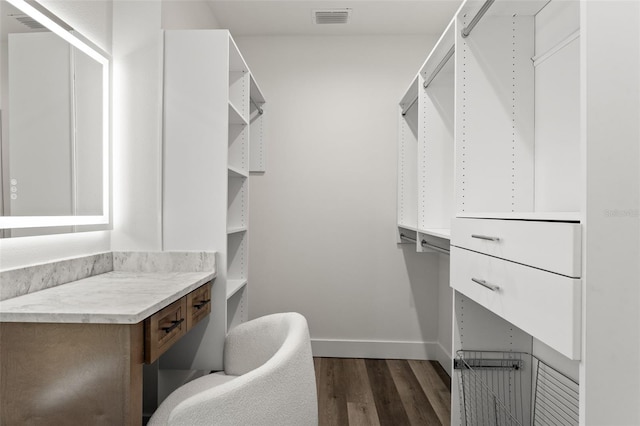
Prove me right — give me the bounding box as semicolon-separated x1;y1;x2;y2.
162;318;184;333
193;299;211;310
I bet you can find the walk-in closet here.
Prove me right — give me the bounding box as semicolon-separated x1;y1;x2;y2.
0;0;638;424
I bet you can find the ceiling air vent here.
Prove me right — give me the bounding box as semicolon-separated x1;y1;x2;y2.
313;9;351;25
10;13;46;30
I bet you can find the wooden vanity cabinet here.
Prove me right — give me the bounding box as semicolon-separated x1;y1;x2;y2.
144;297;187;364
0;321;145;425
186;282;212;330
0;281;213;425
144;282;212;364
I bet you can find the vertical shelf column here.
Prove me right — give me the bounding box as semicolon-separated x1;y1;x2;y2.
397;77;419;236
225;37;250;331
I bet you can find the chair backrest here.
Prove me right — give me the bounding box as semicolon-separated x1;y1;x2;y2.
168;312;318;426
224;312;304;376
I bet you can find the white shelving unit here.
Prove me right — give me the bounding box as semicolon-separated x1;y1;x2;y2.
161;30;265;373
399;0;640;424
397;20;455;254
450;1;582;423
397;76;419;240
417;19;455;250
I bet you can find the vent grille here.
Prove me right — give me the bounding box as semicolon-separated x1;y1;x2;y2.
313;9;351;25
10;13;45;30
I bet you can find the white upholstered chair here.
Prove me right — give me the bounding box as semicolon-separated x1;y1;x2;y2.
147;312;318;426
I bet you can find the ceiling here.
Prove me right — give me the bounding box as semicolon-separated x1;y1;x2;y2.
207;1;463;36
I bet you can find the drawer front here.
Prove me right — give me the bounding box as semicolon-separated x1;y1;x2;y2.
144;297;187;364
186;282;212;330
451;246;581;360
452;218;581;277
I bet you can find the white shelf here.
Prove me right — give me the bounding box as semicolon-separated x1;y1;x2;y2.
228;165;248;178
398;224;418;232
457;212;581;223
399;74;419;108
250;74;265;104
418;228;451;240
226;279;247;300
226;226;247;235
228;101;248;125
228;36;249;73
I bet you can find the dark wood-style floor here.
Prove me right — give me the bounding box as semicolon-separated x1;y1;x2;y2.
314;358;451;426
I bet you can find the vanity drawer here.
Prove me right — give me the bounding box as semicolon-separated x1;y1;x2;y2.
186;282;211;330
452;218;581;277
144;297;187;364
451;246;581;360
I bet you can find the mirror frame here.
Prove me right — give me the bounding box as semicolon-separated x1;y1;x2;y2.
0;0;110;231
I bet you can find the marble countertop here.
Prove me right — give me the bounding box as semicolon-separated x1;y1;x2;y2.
0;271;216;324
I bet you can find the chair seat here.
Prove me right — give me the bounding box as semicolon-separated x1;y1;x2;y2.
148;373;238;426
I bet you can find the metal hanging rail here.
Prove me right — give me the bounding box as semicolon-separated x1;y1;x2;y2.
401;96;419;117
461;0;495;38
423;45;455;89
531;29;580;67
403;45;455;116
250;97;264;115
400;233;417;243
421;239;450;255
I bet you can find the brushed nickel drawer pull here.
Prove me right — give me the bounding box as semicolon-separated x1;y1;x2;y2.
471;234;500;241
193;299;211;310
472;278;500;292
162;318;184;333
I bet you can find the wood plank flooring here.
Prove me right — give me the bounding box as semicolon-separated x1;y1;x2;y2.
314;358;451;426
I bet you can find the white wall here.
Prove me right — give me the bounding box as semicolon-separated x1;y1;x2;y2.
110;0;220;253
161;0;220;30
236;35;446;359
0;0;112;270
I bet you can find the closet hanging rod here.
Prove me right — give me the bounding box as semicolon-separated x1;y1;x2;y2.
421;240;450;255
461;0;495;38
401;96;419;117
400;233;417;243
423;45;455;89
250;97;264;115
531;29;580;67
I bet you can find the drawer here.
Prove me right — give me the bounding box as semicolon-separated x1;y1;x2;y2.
186;282;211;330
452;218;581;277
144;297;187;364
451;246;581;360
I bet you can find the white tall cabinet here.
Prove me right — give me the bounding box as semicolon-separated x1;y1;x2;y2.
161;30;265;373
398;0;640;424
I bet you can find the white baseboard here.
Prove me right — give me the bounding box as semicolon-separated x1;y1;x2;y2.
311;338;452;373
434;341;453;377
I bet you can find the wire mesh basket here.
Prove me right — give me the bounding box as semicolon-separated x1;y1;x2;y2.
532;358;579;426
455;350;529;426
455;350;579;426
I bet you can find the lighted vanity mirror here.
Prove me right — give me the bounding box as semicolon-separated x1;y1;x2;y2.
0;0;109;237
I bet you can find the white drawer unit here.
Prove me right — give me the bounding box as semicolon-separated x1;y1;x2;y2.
452;217;581;277
450;246;581;360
